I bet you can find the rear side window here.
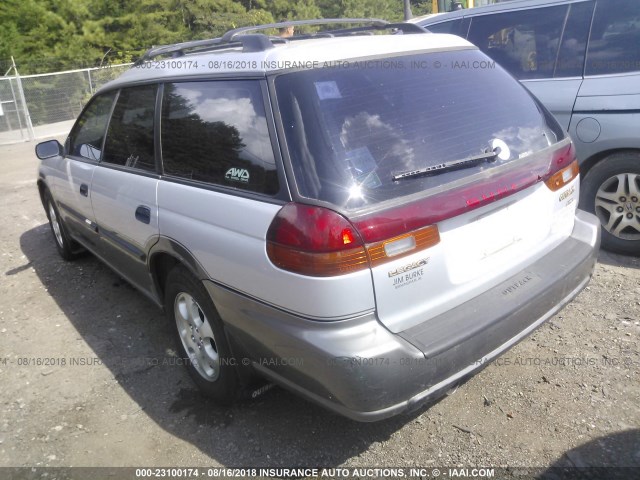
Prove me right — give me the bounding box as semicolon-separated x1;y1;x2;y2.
275;50;562;210
467;5;568;79
161;80;278;195
586;0;640;75
425;19;463;36
67;92;116;161
102;85;157;172
555;1;594;78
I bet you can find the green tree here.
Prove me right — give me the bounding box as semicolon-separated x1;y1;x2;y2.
175;0;273;38
316;0;341;18
0;0;85;72
237;0;268;10
265;0;294;21
340;0;403;21
411;1;433;17
0;0;429;73
292;0;322;20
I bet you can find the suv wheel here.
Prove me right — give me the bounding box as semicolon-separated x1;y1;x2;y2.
44;189;79;261
164;265;238;403
581;152;640;255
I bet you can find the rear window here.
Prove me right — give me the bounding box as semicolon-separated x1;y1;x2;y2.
274;49;562;210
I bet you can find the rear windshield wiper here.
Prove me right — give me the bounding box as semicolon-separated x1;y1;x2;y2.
392;147;500;181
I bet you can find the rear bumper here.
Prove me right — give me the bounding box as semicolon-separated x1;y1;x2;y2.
206;210;600;421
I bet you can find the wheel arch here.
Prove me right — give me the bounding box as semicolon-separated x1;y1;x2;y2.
149;239;258;388
578;149;640;255
579;148;640;179
37;179;49;209
148;237;210;303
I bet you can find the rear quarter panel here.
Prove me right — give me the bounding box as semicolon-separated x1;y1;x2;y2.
156;181;376;320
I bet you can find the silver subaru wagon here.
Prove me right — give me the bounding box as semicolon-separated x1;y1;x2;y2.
35;19;600;421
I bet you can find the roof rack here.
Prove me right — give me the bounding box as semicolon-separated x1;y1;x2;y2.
221;18;425;42
134;35;272;65
134;18;427;65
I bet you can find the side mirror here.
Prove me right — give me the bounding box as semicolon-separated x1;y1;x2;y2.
35;140;64;160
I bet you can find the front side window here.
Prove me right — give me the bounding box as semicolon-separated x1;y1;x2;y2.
586;0;640;75
467;5;568;79
161;80;278;195
67;92;116;161
102;85;157;172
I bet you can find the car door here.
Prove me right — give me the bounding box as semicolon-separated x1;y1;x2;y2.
52;92;116;249
571;0;640;159
90;84;160;295
466;1;594;131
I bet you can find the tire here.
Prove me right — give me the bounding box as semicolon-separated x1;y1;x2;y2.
164;265;239;404
580;152;640;256
44;189;79;261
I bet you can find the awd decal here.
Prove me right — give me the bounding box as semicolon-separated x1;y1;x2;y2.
225;167;250;183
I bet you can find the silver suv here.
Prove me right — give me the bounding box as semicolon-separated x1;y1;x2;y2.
35;19;600;421
415;0;640;255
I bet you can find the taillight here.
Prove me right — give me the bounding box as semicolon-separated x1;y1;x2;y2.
366;225;440;268
544;143;579;191
266;203;368;276
545;161;579;191
550;142;576;172
266;204;440;276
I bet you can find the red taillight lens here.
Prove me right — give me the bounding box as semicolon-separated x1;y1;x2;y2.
266;203;363;252
544;143;579;191
550;142;576;172
266;203;368;276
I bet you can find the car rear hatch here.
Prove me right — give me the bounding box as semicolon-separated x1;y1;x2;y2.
272;47;580;332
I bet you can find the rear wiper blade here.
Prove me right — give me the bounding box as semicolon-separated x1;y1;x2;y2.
392;147;500;181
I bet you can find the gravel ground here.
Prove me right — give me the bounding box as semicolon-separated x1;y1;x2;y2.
0;140;638;477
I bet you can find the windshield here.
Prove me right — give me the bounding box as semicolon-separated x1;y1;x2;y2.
274;49;563;210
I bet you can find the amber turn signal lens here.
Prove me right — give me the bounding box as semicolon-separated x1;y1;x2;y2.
266;243;369;277
545;160;579;192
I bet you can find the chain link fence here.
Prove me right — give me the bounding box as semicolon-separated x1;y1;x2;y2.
0;76;31;143
0;63;131;145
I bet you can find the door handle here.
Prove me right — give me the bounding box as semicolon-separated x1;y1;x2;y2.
80;184;89;197
135;205;151;224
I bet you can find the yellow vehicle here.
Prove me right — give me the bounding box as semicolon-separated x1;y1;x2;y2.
432;0;477;13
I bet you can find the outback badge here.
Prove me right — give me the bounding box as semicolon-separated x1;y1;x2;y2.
388;258;430;278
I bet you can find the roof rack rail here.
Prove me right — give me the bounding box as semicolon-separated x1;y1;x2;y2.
134;35;275;65
221;18;425;43
134;18;427;65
